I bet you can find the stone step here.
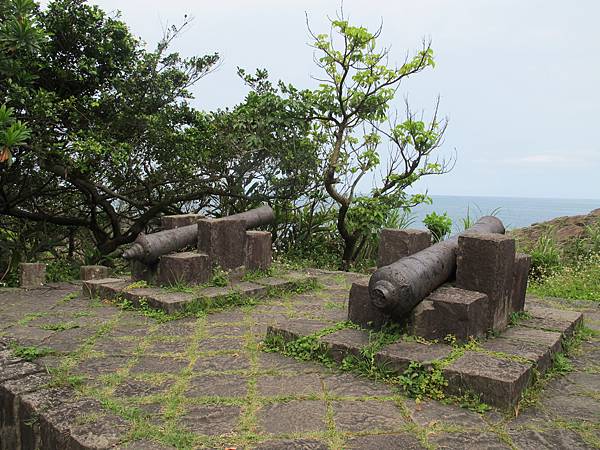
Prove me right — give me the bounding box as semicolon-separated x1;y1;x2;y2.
82;272;317;314
265;304;583;409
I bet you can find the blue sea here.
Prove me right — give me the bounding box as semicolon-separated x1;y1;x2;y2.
409;196;599;231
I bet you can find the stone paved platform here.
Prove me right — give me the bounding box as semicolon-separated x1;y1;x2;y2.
0;273;599;449
82;270;317;314
267;305;583;409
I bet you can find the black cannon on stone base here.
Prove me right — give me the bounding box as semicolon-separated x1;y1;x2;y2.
123;205;275;286
348;217;531;341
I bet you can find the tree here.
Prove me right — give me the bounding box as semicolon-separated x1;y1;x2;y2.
305;15;451;269
0;0;321;265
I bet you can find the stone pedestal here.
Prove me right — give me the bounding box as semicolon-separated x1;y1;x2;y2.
19;263;46;289
79;265;109;281
347;279;389;329
245;231;272;271
157;252;210;286
161;214;203;230
131;260;157;284
456;233;516;331
377;228;431;268
197;218;247;270
409;286;489;342
510;253;531;314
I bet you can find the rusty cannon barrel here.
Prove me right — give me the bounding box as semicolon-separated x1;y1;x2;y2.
122;205;275;264
368;216;505;320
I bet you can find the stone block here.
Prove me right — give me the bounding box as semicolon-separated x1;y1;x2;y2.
161;213;203;230
377;228;432;267
130;260;158;283
197;217;247;270
81;278;129;299
500;326;563;353
347;279;389;329
510;253;531;314
375;341;453;373
320;329;370;363
79;265;109;281
245;231;272;271
230;281;268;298
19;263;46;289
443;352;532;408
408;286;489;342
481;337;554;372
156;252;210;286
523;305;583;337
456;233;516;331
266;319;331;343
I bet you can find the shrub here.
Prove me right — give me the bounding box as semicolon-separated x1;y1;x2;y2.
423;212;452;243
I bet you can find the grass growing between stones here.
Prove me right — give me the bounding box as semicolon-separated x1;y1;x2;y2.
10;343;55;361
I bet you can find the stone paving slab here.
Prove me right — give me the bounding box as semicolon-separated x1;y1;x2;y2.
0;275;598;449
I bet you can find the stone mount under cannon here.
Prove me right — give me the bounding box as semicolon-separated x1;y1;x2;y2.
348;217;532;341
123;205;275;287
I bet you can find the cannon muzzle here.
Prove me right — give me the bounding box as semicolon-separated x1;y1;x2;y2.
369;216;505;319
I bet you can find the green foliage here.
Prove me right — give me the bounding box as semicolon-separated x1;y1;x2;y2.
209;267;229;287
529;233;561;279
398;361;448;400
46;258;79;282
509;310;532;326
11;343;55;361
40;321;79;331
305;14;449;269
423;211;452;243
0;105;30;166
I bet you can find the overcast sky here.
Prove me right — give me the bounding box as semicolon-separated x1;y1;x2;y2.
59;0;600;199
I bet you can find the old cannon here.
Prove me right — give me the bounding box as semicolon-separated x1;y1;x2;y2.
368;216;505;320
123;205;275;265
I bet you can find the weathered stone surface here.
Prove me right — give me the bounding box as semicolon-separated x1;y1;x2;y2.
375;340;452;373
509;428;595;450
82;277;129;299
428;432;511;449
510;253;531;314
377;228;431;268
121;287;196;314
130;260;158;283
320;328;370;363
257;373;323;397
0;360;43;383
481;337;555;372
160;213;203;230
197;217;247;270
231;281;268;298
523;305;584;337
179;404;241;435
456;232;515;331
409;286;489;341
79;265;109;281
255;439;329;450
407;399;486;427
321;372;395;397
19;263;46;289
156;251;210;286
114;379;173;397
345;433;426;450
130;356;188;374
194;354;250;372
331;400;405;432
266;319;330;343
258;400;327;434
347;279;389;329
501;326;563;353
186;375;248;398
444;352;532;408
245;230;272;271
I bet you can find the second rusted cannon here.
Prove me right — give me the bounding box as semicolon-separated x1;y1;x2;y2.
122;205;275;265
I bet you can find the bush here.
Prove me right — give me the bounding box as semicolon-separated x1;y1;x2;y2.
423;212;452;243
529;234;561;279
